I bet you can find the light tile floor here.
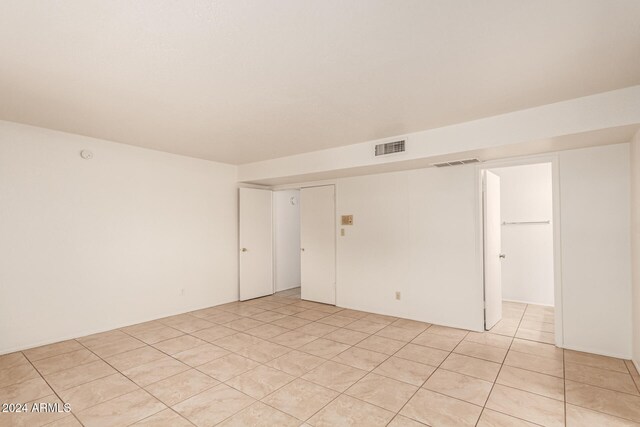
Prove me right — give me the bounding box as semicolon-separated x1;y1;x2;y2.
1;290;639;426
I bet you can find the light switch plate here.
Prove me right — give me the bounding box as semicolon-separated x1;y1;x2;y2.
341;215;353;225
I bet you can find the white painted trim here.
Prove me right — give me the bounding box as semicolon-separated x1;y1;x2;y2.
477;153;564;348
238;182;272;189
550;157;564;349
270;179;338;191
271;189;277;295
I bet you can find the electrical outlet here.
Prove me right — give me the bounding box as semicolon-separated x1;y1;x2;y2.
395;291;401;300
181;288;186;296
340;228;345;236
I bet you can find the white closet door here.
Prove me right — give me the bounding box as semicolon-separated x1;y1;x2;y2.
300;185;336;305
239;187;273;301
484;171;503;329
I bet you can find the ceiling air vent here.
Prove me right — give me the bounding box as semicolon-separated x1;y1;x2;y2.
375;140;405;156
432;158;480;167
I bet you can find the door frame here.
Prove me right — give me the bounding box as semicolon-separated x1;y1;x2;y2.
482;169;503;331
476;154;563;347
270;181;339;304
272;188;302;293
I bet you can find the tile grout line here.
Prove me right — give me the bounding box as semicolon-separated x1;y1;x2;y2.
7;292;639;426
157;295;341;424
123;407;197;427
216;307;640;426
389;328;467;426
260;317;427;424
473;302;526;427
70;335;206;425
300;323;434;426
624;359;640;395
22;351;87;427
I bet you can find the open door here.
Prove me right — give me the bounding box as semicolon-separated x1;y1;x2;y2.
484;170;503;330
239;187;273;301
300;185;336;305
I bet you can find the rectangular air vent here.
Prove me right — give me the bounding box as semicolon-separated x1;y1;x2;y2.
432;158;480;167
375;140;405;156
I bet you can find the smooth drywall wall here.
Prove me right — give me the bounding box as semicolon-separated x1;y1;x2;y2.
0;121;238;354
492;163;554;306
274;190;301;291
333;143;632;357
632;131;640;369
559;143;632;358
336;165;483;331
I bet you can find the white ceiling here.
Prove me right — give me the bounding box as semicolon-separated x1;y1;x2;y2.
1;1;639;165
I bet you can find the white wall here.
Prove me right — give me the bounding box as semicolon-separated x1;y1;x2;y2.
336;165;483;331
274;190;301;291
332;143;632;357
559;143;632;358
492;163;554;306
631;131;640;369
0;121;239;354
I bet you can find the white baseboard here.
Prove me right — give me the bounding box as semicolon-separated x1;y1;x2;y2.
275;283;301;292
0;296;239;356
560;343;632;361
503;298;554;307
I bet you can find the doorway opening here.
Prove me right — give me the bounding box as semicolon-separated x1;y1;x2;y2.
274;185;336;305
274;189;301;293
481;161;558;346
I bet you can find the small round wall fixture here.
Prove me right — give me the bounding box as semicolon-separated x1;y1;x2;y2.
80;150;93;160
290;196;297;205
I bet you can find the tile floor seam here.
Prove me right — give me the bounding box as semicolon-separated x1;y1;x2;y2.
42;366;117;394
562;400;640;425
23;344;85;364
261;377;341;422
123;407;197;427
293;337;421;423
338;339;424;417
142;369;221;404
474;301;526;427
22;345;89;364
494;371;566;402
507;346;561;360
565;358;639;375
170;377;255;423
391;333;456;426
8;292;640;426
563;376;640;398
70;334;172;423
21;348;88;427
482;408;547;427
626;361;640;395
205;308;339;423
